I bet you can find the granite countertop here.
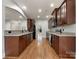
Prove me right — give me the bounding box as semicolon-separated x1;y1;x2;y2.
47;31;75;37
4;32;33;36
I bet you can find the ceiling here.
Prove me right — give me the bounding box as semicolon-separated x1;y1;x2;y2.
5;0;64;20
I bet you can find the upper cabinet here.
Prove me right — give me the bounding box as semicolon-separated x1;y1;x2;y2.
57;8;61;26
27;18;35;32
57;0;75;26
48;8;57;29
48;18;52;29
53;8;57;27
52;8;58;27
60;2;66;25
49;0;75;28
66;0;75;24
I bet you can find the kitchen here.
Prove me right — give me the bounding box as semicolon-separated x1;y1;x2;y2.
2;0;76;59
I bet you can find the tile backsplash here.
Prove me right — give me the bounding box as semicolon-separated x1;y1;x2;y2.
4;30;27;35
51;24;76;33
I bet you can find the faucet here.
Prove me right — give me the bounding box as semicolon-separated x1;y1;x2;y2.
55;28;64;33
59;29;62;33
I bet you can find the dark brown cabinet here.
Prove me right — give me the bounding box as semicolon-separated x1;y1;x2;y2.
5;34;32;57
50;0;75;27
26;34;32;45
51;35;59;54
27;18;35;32
51;34;75;58
53;8;57;27
5;36;19;57
66;0;75;24
59;36;75;58
57;0;75;26
19;35;27;54
57;8;62;26
60;2;66;25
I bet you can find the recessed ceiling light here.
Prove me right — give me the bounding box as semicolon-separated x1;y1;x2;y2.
38;9;42;13
37;16;40;18
46;15;49;18
19;16;22;18
22;6;27;10
50;3;54;7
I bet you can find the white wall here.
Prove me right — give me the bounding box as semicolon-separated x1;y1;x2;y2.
35;20;48;38
2;2;5;57
51;24;76;33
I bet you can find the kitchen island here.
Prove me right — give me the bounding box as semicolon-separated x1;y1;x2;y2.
4;31;33;57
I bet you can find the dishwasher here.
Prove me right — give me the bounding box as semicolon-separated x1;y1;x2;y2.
46;32;52;45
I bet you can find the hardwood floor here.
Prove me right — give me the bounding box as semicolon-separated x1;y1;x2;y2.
4;39;75;59
17;39;59;59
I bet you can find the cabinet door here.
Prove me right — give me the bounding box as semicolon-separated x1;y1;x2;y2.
61;2;67;25
27;19;34;31
5;36;19;56
48;18;52;29
66;0;75;24
54;36;59;55
57;8;61;26
27;34;31;45
51;35;59;55
59;37;76;58
19;35;26;54
51;35;55;48
53;10;57;27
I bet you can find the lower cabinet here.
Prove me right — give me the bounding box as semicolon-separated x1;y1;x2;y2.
51;34;75;58
5;34;32;57
51;35;59;54
5;36;19;57
19;35;27;55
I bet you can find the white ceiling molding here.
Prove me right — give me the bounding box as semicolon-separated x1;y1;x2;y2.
11;0;28;18
5;7;27;22
5;0;27;19
5;6;26;19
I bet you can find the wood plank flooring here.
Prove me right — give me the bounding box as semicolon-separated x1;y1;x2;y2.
18;39;59;59
4;39;75;59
